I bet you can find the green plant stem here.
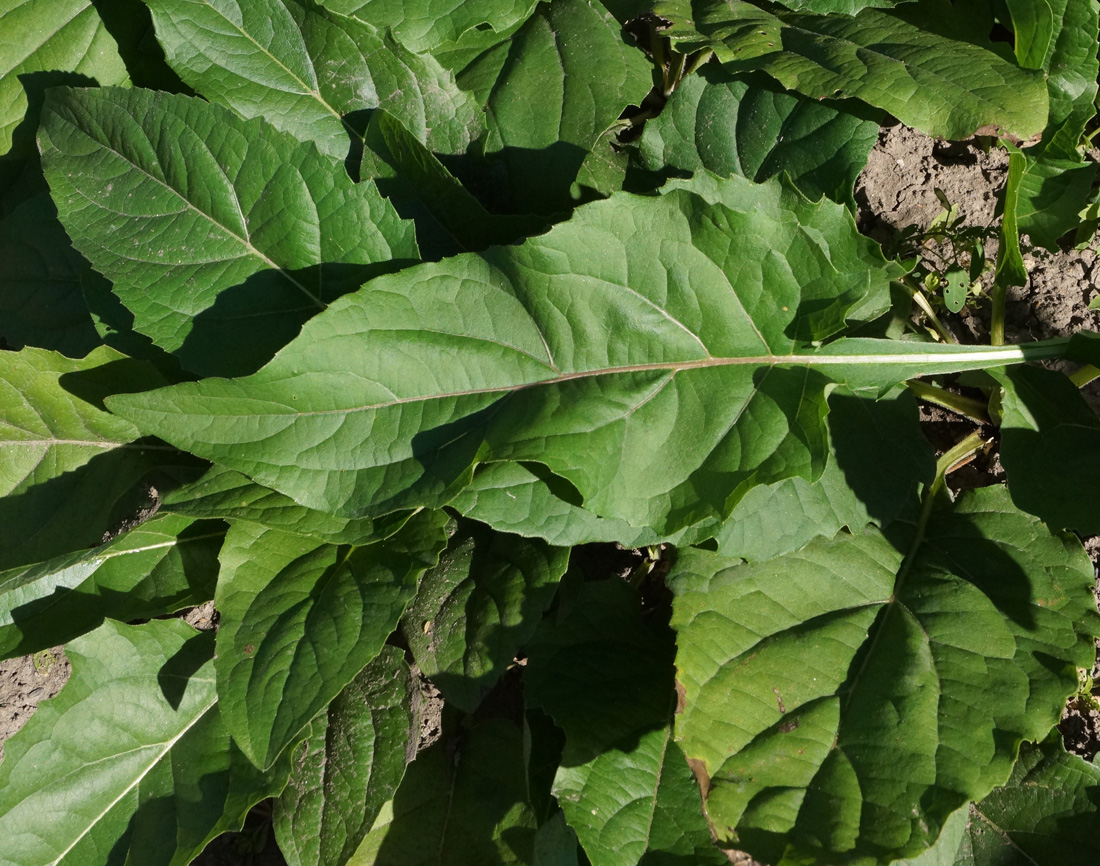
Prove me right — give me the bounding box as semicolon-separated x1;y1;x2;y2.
1070;365;1100;388
990;279;1007;346
682;49;713;78
664;51;687;95
901;429;987;582
906;380;989;423
901;277;957;343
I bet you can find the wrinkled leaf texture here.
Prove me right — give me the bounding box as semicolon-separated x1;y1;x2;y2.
108;174;1069;545
0;619;292;866
670;486;1100;865
39;86;418;377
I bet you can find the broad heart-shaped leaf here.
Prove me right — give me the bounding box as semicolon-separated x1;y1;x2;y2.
1006;0;1099;153
455;0;653;214
39;87;418;378
0;345;191;571
0;619;293;866
401;519;567;713
215;509;448;769
670;485;1100;866
711;384;933;559
274;646;419;866
108;173;1077;541
992;364;1100;534
144;0;481;158
635;65;880;207
450;386;932;553
664;0;1048;141
954;735;1100;865
998;0;1100;251
317;0;539;56
162;465;412;546
0;0;127;164
353;712;539;865
0;192;100;356
526;578;725;866
0;513;223;659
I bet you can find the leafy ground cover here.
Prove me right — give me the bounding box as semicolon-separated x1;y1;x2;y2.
2;1;1100;865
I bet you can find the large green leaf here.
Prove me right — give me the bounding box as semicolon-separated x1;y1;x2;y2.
214;509;447;769
402;519;567;712
0;619;292;866
954;736;1100;865
670;486;1100;865
274;646;419;866
144;0;481;158
636;65;880;206
361;110;549;258
0;0;128;163
1001;0;1100;250
162;465;411;546
993;364;1100;534
0;345;186;571
108;174;1075;540
712;385;933;559
452;386;932;553
1006;0;1098;149
353;712;539;865
455;0;653;214
0;192;100;356
0;513;223;659
526;578;725;865
665;0;1048;140
39;86;418;377
317;0;539;56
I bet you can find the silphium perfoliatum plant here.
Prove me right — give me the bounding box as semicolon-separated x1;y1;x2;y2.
2;1;1100;864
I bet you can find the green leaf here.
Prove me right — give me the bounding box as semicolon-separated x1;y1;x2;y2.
162;465;411;546
995;145;1029;289
0;619;292;866
402;519;567;712
274;646;419;866
0;192;100;356
993;364;1100;534
636;65;881;207
712;385;933;559
145;0;481;158
1005;0;1098;150
39;86;418;377
456;0;653;214
670;486;1100;865
353;713;539;865
770;0;911;10
0;0;128;163
214;509;448;769
362;110;549;257
0;345;187;571
1013;156;1098;251
450;461;694;548
998;1;1098;252
107;174;1070;541
526;578;724;865
667;0;1048;140
0;513;223;659
316;0;540;56
955;735;1100;865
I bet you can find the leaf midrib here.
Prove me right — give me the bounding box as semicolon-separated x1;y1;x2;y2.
62;129;325;311
47;696;218;865
245;343;1039;419
193;0;365;146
